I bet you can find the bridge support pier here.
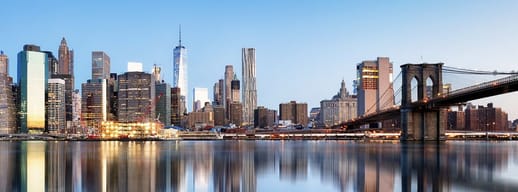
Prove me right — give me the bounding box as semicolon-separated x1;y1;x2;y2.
401;108;446;141
400;63;446;141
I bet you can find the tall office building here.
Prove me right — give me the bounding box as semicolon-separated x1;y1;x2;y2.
242;48;257;126
17;45;49;133
156;82;171;126
229;103;243;126
0;51;8;75
224;65;233;113
58;37;73;75
0;51;16;134
193;88;210;112
320;80;357;126
213;79;224;106
92;51;110;80
81;79;109;132
356;57;394;116
117;67;155;123
45;51;59;75
231;75;240;103
171;87;185;126
173;27;188;111
47;78;66;133
279;101;308;126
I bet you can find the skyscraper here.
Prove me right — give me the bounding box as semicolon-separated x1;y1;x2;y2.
231;75;240;103
47;78;66;133
0;51;8;75
156;82;171;126
356;57;394;116
81;79;109;131
224;65;233;114
0;51;16;134
58;37;73;75
171;87;185;126
92;51;110;80
17;45;49;133
117;65;155;123
242;48;257;126
213;79;223;106
173;27;188;111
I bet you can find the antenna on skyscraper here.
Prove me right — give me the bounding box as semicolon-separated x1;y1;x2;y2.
179;24;182;47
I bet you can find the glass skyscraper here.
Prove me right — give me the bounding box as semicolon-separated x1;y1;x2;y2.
17;45;49;133
92;51;110;80
173;27;188;111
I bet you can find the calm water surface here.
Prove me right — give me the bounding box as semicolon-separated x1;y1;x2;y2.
0;140;517;192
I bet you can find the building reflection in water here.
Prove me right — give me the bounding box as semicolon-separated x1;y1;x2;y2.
0;141;517;191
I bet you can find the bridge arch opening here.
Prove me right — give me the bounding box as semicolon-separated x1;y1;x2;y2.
426;76;434;99
411;77;419;102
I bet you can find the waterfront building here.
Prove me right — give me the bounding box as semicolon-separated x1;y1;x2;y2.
108;73;118;121
155;82;171;126
51;74;74;129
279;101;308;126
464;103;509;131
319;80;357;126
193;88;210;112
17;45;48;133
254;106;277;128
242;48;257;126
92;51;110;80
0;51;16;134
81;79;109;132
117;65;155;123
72;89;81;132
356;57;394;116
173;27;188;111
447;106;465;130
171;87;185;126
213;106;226;126
187;111;214;130
101;121;163;138
229;102;243;127
309;108;320;122
47;78;66;133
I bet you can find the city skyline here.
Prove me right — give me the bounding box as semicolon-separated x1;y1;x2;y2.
2;1;518;119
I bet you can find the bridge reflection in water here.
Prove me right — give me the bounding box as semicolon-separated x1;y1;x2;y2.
0;141;517;191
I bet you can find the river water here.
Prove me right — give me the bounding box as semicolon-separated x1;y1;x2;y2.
0;140;516;192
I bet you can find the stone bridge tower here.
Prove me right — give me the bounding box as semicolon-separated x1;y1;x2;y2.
400;63;447;141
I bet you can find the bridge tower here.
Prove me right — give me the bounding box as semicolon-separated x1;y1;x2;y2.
400;63;447;141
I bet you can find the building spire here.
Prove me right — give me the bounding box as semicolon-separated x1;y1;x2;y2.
179;24;182;47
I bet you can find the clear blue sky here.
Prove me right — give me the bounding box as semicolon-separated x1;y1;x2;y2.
2;1;518;119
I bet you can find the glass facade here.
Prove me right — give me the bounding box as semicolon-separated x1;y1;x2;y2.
81;79;109;132
155;83;171;126
92;51;110;80
18;49;48;133
117;72;154;123
173;45;187;110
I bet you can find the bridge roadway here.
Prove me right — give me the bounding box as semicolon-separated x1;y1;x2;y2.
339;74;518;130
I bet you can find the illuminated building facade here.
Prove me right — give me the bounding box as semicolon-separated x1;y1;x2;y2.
81;79;109;132
47;78;66;133
101;121;163;138
117;71;155;123
356;57;393;116
17;45;48;133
